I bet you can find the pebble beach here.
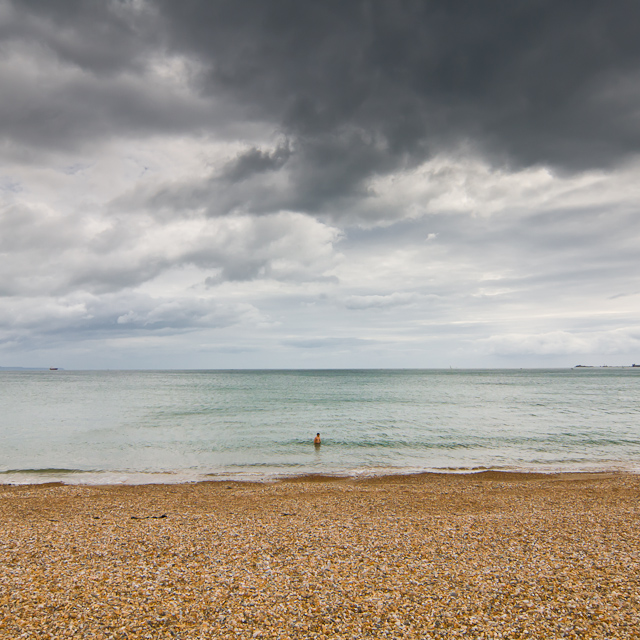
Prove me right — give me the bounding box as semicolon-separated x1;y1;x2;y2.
1;472;639;639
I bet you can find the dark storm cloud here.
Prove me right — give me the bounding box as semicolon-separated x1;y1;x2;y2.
2;0;154;75
4;0;640;215
222;143;291;183
0;0;152;75
153;0;640;211
0;0;221;153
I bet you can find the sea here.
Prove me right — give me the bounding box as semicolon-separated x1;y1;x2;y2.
1;368;639;485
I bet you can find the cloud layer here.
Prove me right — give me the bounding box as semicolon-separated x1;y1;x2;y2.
1;0;640;368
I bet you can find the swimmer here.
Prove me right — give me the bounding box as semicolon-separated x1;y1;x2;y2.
314;432;321;445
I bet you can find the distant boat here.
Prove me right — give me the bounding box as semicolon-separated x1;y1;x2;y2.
49;367;58;371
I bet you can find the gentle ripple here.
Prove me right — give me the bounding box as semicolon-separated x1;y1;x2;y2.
1;368;639;483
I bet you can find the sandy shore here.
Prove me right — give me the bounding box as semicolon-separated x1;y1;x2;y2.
1;472;639;639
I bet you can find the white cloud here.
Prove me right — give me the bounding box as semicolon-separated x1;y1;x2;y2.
475;327;640;357
363;152;640;223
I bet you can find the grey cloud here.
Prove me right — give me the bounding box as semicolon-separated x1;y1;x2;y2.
344;292;421;310
0;48;213;154
140;165;283;219
222;143;291;183
0;1;222;154
6;1;640;217
475;327;640;357
0;0;154;76
154;0;640;213
283;337;376;350
0;291;257;344
184;212;340;283
135;132;398;221
324;191;640;325
0;198;339;296
197;344;258;354
112;296;251;332
609;291;640;300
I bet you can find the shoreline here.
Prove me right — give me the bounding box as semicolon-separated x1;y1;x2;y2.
2;471;639;637
0;469;636;494
2;465;639;487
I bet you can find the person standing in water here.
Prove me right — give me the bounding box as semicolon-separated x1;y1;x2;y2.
314;433;321;445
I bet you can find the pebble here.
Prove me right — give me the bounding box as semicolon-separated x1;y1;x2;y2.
0;472;639;638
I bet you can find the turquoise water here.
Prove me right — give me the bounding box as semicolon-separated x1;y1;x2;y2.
1;369;639;484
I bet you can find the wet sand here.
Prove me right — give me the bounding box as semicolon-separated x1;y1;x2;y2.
1;472;639;638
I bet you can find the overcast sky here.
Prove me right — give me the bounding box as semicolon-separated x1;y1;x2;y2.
2;0;640;369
